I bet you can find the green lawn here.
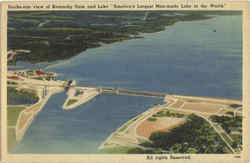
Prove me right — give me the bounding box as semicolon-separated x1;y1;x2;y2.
101;146;163;154
8;105;27;109
7;106;26;126
100;146;133;154
8;128;17;151
148;117;157;121
66;99;78;106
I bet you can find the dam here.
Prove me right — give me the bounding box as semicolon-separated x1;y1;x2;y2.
99;87;166;98
62;86;167;110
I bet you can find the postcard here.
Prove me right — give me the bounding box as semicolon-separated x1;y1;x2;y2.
0;1;249;163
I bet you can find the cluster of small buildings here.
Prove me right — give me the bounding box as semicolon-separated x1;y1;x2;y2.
8;68;57;81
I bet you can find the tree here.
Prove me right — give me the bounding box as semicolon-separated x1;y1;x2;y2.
186;147;198;154
127;147;144;154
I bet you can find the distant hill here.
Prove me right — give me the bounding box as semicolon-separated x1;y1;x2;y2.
8;11;240;64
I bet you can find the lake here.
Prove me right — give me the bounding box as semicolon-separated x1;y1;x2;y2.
10;15;242;153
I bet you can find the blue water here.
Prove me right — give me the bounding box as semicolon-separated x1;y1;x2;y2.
10;15;242;153
11;93;162;153
46;15;242;98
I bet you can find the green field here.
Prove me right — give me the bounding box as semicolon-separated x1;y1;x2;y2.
101;146;132;154
101;146;162;154
8;128;17;150
66;99;78;106
7;106;26;126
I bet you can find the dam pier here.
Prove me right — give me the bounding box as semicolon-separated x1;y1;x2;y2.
98;87;166;98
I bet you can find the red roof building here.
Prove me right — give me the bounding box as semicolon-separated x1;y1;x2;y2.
8;76;19;80
35;69;45;76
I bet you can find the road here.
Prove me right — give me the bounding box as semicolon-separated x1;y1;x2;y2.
199;115;235;154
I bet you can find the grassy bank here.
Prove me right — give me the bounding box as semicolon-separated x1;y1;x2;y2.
7;87;39;105
8;128;17;151
7;105;26;151
8;106;26;126
66;99;78;106
7;87;39;151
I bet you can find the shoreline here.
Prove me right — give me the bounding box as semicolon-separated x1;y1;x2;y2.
62;87;100;110
8;14;215;65
7;84;64;151
99;94;242;152
171;94;242;104
7;70;66;150
15;86;64;142
7;69;243;153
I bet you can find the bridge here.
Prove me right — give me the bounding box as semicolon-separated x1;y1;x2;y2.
97;87;166;98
